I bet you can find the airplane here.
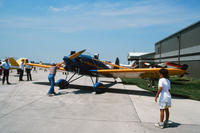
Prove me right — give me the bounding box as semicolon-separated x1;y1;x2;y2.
104;57;135;69
8;57;28;69
113;58;135;69
27;49;188;93
120;62;135;68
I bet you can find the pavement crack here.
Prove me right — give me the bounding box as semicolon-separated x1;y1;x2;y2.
123;84;142;123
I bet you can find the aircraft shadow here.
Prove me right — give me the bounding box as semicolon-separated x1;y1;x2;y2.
33;81;94;94
33;81;155;97
107;88;155;97
54;91;69;96
33;82;50;86
67;84;94;94
32;81;187;99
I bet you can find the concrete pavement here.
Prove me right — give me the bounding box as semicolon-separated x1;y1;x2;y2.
0;70;200;133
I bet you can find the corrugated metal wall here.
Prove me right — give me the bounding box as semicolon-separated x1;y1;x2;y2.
154;21;200;78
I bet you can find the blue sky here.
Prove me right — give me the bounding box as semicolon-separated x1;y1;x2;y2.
0;0;200;64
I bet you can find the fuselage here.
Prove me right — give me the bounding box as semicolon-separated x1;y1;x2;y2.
63;54;110;77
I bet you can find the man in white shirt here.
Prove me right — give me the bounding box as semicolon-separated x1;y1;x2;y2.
19;59;25;81
1;58;11;85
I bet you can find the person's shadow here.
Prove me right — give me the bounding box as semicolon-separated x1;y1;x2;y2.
167;121;181;128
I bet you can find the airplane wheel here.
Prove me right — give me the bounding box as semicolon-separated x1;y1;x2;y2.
93;82;106;94
56;79;69;89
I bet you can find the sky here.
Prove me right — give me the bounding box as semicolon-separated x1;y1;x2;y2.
0;0;200;64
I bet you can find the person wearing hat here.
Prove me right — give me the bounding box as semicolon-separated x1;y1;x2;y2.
1;58;11;85
47;63;59;96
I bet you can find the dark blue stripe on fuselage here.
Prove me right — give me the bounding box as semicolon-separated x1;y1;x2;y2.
63;54;109;76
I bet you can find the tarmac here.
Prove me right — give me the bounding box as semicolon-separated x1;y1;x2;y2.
0;70;200;133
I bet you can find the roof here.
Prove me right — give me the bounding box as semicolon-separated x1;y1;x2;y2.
155;20;200;45
128;52;148;57
140;52;155;57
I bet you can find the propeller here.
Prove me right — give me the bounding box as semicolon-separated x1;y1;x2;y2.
68;49;86;60
57;49;86;66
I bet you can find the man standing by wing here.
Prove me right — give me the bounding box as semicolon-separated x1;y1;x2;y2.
1;58;11;85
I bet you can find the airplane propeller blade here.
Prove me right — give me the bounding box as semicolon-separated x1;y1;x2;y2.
68;49;86;60
56;61;64;66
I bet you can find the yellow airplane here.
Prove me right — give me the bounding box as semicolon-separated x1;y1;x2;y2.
27;49;188;92
8;57;28;69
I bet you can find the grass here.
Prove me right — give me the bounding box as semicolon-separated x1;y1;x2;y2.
121;76;200;101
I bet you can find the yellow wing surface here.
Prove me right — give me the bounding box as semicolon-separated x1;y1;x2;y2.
27;63;65;71
27;49;86;71
94;59;128;69
95;68;186;79
17;58;28;65
9;58;19;66
8;57;20;69
8;57;29;69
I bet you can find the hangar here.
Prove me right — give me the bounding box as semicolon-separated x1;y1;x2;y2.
154;21;200;78
128;21;200;78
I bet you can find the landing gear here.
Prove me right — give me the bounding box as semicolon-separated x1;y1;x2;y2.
56;79;69;89
93;82;106;94
90;76;106;94
56;72;84;89
114;78;117;83
56;72;105;93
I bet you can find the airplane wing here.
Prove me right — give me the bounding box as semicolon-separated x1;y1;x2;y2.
94;59;128;69
9;57;29;69
27;49;86;71
8;57;19;69
27;63;65;71
91;68;186;79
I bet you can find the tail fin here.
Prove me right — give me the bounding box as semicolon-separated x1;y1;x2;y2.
9;57;19;67
113;57;120;69
130;61;135;68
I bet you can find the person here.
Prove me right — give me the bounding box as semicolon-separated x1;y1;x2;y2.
25;60;32;81
33;66;37;73
47;63;59;96
155;68;171;129
19;59;25;81
0;60;2;80
1;58;11;85
147;64;156;88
